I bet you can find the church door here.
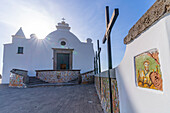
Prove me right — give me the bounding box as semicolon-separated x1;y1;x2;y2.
57;53;70;70
53;48;73;70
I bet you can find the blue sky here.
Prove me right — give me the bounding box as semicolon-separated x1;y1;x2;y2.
0;0;156;73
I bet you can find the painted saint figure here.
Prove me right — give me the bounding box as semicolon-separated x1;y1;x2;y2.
138;60;152;87
135;49;163;91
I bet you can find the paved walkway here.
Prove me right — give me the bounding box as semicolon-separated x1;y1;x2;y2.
0;84;103;113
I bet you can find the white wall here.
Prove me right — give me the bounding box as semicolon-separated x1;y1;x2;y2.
116;13;170;113
2;29;94;84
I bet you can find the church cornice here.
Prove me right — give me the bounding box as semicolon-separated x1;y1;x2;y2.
124;0;170;44
52;48;74;51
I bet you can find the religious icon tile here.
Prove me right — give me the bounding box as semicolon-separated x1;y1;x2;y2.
134;48;163;91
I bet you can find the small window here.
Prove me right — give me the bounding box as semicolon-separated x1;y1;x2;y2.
61;41;66;46
17;47;24;54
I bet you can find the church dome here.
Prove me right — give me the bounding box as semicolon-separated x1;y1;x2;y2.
45;20;81;46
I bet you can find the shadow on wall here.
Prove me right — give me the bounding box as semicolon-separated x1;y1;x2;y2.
116;68;136;113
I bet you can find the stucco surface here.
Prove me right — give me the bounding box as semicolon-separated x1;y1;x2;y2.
2;21;94;84
116;14;170;113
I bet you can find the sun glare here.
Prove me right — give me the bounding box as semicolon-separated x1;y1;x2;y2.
23;19;53;39
13;3;56;39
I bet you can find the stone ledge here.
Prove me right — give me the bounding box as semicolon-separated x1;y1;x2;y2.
80;70;94;75
124;0;170;44
35;69;81;72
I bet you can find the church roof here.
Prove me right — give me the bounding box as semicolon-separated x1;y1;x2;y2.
56;20;71;31
13;27;26;38
45;19;81;43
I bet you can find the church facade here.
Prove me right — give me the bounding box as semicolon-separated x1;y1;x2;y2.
2;20;94;84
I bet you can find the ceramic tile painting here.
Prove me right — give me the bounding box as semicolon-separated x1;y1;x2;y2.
134;48;163;91
9;73;25;88
111;79;120;113
37;70;80;83
95;76;120;113
81;71;94;84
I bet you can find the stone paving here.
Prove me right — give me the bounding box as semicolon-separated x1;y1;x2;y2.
0;84;103;113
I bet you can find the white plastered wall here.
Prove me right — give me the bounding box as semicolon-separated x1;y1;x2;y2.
2;30;94;84
116;13;170;113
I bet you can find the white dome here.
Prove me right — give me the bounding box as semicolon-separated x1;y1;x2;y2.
45;21;80;45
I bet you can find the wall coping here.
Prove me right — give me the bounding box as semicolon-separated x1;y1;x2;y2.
124;0;170;44
95;68;116;79
10;69;28;77
11;69;28;72
35;69;81;72
52;48;74;51
80;70;94;75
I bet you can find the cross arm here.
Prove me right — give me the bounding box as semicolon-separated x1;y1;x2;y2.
97;40;101;57
97;48;101;57
96;51;98;60
103;8;119;44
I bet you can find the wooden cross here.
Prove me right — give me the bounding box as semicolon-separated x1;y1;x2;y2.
94;57;96;74
102;6;119;113
97;40;101;73
95;51;98;74
103;6;119;70
97;40;102;93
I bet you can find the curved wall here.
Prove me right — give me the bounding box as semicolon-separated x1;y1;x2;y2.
116;14;170;113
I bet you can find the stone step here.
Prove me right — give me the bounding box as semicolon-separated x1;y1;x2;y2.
27;77;79;87
29;80;46;82
28;82;48;84
28;77;48;85
68;78;79;84
26;82;78;88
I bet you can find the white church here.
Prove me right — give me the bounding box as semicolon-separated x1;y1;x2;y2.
2;20;94;84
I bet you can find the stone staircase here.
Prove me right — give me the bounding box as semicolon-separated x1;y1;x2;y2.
28;77;48;85
26;76;79;88
68;78;80;84
26;69;93;88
